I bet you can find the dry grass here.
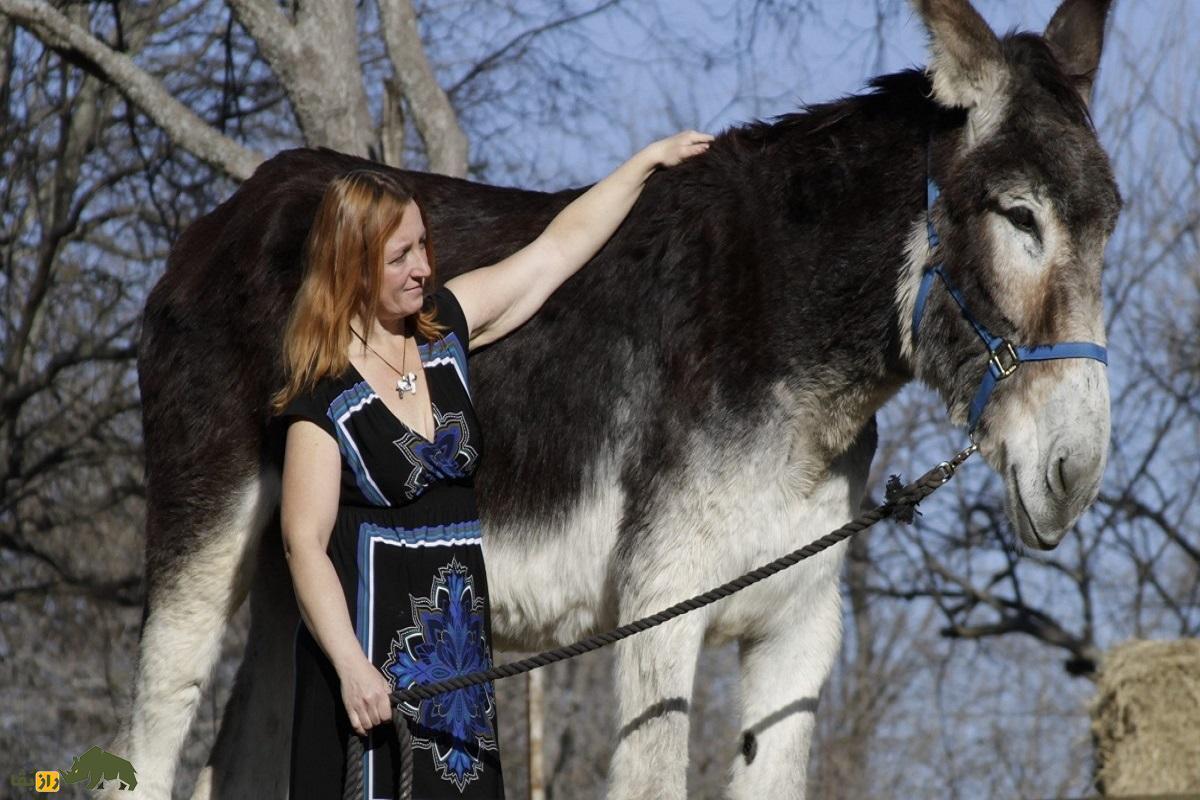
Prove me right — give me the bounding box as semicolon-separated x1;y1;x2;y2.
1091;639;1200;797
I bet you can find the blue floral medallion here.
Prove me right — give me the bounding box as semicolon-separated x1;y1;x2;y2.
382;558;497;791
394;403;479;500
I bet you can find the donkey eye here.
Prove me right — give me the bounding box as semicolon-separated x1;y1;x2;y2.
1002;206;1039;238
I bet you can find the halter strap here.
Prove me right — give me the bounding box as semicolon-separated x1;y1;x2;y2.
911;174;1108;433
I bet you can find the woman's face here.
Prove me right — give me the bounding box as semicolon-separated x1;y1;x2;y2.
377;201;430;321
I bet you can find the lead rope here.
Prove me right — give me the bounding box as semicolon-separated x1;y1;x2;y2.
343;443;977;800
342;712;413;800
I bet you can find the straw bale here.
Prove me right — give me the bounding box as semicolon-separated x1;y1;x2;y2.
1091;639;1200;796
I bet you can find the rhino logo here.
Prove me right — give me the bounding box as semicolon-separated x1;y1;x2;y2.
60;746;137;791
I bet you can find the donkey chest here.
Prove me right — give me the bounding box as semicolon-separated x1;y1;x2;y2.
651;427;863;643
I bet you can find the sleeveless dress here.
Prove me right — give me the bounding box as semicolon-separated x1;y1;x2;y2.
282;287;505;799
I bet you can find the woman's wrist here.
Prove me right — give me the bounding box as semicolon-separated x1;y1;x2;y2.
633;142;666;173
606;146;660;191
330;644;371;676
608;131;713;192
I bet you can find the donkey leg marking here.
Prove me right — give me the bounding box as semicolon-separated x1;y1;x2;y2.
101;470;277;800
728;567;844;800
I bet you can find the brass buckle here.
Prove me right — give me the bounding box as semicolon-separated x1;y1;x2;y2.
989;341;1019;379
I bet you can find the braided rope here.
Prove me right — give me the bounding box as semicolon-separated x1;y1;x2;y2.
343;740;362;800
343;445;975;800
342;708;415;800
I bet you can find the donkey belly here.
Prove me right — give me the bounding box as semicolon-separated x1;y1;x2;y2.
479;419;874;652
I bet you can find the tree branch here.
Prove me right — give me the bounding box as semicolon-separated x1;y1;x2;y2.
376;0;467;175
0;0;264;178
0;575;142;605
940;616;1100;676
446;0;620;99
1098;491;1200;566
224;0;299;68
3;341;138;418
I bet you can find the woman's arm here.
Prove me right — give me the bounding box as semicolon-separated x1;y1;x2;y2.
281;421;392;736
446;129;713;350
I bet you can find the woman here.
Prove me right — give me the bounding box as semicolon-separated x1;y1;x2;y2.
273;129;712;799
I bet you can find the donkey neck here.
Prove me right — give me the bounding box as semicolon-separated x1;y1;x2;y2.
731;74;961;464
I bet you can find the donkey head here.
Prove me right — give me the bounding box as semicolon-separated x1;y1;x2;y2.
910;0;1121;548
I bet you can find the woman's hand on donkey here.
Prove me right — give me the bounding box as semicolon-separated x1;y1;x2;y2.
645;129;714;168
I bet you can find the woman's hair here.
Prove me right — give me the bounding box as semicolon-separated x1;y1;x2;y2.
270;169;446;416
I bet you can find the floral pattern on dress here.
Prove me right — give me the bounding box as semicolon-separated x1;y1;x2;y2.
383;558;497;791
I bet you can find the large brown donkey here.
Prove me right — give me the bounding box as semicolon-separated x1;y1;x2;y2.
106;1;1119;797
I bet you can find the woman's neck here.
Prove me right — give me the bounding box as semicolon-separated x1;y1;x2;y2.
350;313;415;351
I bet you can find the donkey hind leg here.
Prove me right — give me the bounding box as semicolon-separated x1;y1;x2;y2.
190;498;297;800
99;468;279;800
728;566;844;800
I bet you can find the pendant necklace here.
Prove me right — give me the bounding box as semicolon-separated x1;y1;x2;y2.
349;325;419;397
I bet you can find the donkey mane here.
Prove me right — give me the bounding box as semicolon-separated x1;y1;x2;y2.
737;70;939;145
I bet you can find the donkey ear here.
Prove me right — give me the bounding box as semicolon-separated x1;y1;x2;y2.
1044;0;1113;106
913;0;1007;113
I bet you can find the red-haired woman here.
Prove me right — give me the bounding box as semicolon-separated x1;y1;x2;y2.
272;130;712;799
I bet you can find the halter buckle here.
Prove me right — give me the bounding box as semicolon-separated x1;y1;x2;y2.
988;341;1019;379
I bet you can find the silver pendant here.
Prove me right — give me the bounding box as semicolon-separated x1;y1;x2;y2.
397;372;418;395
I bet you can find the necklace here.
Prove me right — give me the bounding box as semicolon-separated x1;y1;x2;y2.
349;325;419;396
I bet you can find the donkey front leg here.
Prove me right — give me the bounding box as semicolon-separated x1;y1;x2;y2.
728;562;845;800
606;536;709;800
607;613;707;800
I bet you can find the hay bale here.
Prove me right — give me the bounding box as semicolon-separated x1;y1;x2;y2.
1091;639;1200;796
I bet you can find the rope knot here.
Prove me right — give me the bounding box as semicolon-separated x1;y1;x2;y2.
885;474;922;525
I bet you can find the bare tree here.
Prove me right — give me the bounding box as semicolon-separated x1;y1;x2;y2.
0;0;464;177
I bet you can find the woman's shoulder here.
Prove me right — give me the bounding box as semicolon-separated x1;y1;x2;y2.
428;284;470;349
297;367;352;399
276;368;353;435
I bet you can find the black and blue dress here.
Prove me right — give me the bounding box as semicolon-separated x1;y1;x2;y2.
282;286;505;799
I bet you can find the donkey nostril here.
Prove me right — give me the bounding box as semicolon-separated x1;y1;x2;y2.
1050;450;1090;500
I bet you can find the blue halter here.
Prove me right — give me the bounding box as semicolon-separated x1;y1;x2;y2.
911;177;1108;434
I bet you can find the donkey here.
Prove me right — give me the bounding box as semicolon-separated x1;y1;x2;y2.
106;0;1119;797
